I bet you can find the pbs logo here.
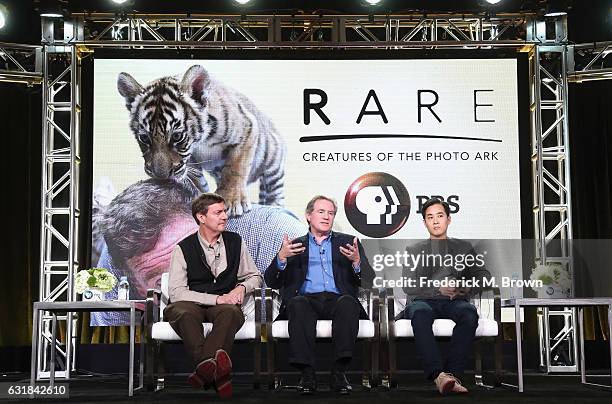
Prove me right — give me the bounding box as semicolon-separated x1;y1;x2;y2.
344;172;411;238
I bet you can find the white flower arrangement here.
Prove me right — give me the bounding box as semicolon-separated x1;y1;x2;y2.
529;262;571;294
75;268;118;294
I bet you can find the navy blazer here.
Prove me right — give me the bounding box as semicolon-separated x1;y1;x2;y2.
264;231;372;320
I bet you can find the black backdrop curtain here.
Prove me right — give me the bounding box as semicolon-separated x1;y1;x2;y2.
569;80;612;239
569;80;612;341
0;83;41;364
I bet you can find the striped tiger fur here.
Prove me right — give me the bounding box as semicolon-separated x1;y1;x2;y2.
117;65;286;216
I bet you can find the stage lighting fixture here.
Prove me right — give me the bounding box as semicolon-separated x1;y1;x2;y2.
485;0;503;4
39;1;64;18
364;0;382;4
544;0;568;17
111;0;129;4
234;0;251;5
0;5;6;30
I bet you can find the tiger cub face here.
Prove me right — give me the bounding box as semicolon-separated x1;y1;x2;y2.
117;66;212;189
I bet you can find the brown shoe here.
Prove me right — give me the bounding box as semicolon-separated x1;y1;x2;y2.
214;349;233;399
434;372;456;395
449;375;469;394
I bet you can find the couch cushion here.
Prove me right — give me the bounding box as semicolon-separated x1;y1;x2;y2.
393;318;498;338
152;319;256;341
271;319;375;339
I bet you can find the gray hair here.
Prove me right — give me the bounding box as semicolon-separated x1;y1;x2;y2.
101;179;196;265
305;195;337;215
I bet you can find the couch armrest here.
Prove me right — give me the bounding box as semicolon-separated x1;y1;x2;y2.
372;289;380;326
264;288;277;329
358;287;381;324
471;286;501;324
492;287;501;324
384;288;397;343
385;288;396;322
146;288;161;323
253;288;264;344
254;288;263;326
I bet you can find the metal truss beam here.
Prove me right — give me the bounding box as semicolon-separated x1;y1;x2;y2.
70;12;534;49
568;41;612;82
0;42;43;85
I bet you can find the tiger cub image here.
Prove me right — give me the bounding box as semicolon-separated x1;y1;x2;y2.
117;65;285;216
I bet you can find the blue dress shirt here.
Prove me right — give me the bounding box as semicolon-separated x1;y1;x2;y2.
276;232;360;295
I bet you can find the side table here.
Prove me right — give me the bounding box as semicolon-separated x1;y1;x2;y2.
502;298;612;392
30;300;147;397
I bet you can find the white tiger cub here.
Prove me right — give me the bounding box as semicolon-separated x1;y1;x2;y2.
117;65;286;216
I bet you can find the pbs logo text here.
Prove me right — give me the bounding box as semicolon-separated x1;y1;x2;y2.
415;195;460;215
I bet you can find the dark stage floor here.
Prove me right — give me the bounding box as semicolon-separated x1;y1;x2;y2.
2;371;611;403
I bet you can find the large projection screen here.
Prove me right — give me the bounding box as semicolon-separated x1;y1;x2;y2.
90;54;523;323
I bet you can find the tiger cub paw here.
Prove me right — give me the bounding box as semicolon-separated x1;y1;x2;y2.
217;188;252;217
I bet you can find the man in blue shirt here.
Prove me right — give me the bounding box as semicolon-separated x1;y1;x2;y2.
264;195;369;395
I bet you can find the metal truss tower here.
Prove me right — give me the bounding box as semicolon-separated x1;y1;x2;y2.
31;17;83;380
528;17;577;373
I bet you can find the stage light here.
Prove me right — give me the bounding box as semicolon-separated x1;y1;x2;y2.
364;0;383;4
111;0;129;4
544;0;568;17
485;0;503;4
0;5;6;30
234;0;251;5
39;1;64;18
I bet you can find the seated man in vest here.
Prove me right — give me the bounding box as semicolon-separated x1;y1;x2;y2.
399;197;491;395
90;178;306;325
165;192;263;398
265;195;371;395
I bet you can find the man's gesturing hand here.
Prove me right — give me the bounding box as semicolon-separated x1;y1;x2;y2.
339;237;361;267
277;234;305;263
